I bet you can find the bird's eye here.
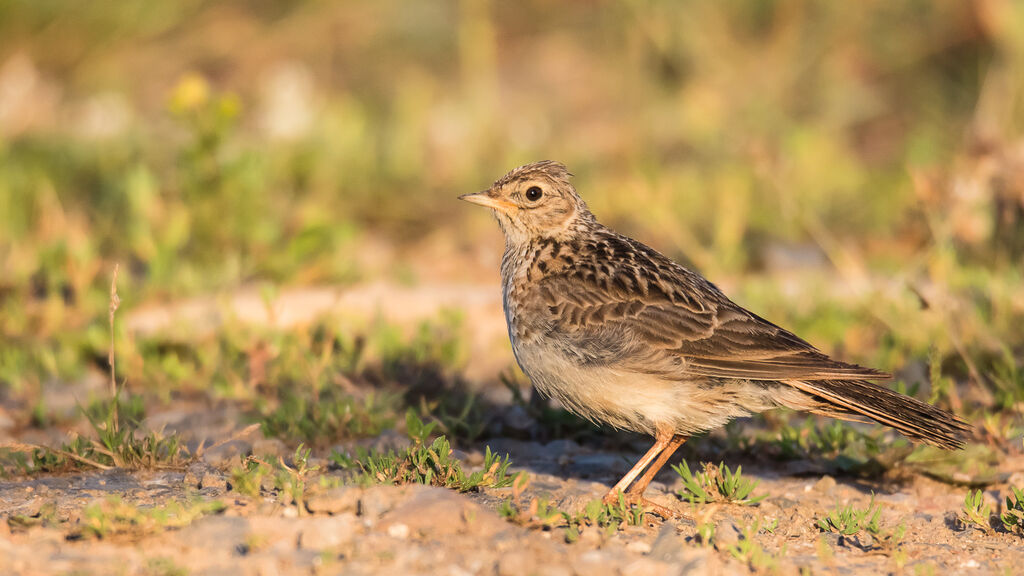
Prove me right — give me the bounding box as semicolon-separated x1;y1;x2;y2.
525;186;543;202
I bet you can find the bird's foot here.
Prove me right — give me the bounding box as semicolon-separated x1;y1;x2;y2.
601;489;679;520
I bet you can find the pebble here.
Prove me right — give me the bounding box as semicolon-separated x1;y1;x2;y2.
812;475;836;493
622;558;671;576
297;514;358;550
257;474;279;494
625;540;651;554
648;523;683;563
387;523;410;539
572;550;616;576
359;486;403;520
536;565;572;576
676;548;713;575
174;516;251;549
251;438;288;458
712;517;742;551
305;487;360;515
184;466;202;489
498;405;536;435
378;486;506;539
201;439;253;465
497;551;534;576
199;472;227;491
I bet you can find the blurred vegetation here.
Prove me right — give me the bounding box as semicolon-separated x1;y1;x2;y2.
1;1;1023;460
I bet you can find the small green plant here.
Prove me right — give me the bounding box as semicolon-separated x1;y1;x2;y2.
276;444;320;513
816;496;905;551
84;395;146;428
500;472;646;541
499;474;569;530
1001;486;1024;535
577;493;646;533
817;497;881;536
331;412;512;492
765;417;907;476
230;456;270;498
728;518;783;573
695;519;715;546
86;400;190;469
1;267;190;476
673;461;766;506
145;557;188;576
7;501;60;532
229;445;323;510
260;389;399;445
960;489;993;533
73;496;225;539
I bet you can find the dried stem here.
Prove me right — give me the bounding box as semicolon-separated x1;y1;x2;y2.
109;263;121;433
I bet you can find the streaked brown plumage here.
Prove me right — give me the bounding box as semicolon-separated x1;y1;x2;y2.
461;160;971;516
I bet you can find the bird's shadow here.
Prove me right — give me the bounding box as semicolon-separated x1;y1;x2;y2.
396;365;921;496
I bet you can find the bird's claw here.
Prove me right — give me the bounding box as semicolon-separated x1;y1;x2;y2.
601;489;680;520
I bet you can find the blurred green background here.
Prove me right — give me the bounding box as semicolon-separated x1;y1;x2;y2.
1;0;1023;435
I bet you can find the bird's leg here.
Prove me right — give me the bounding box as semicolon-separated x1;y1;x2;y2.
626;434;687;498
602;430;673;505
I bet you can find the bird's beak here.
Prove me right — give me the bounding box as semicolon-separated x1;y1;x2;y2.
459;190;517;212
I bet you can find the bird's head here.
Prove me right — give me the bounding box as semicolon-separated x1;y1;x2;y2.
460;161;595;246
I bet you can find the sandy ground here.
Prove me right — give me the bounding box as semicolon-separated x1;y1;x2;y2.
2;417;1023;576
2;280;1023;575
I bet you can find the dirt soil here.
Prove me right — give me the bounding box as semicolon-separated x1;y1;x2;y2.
2;408;1023;575
2;282;1023;575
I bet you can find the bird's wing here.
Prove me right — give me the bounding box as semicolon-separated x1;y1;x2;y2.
533;233;888;382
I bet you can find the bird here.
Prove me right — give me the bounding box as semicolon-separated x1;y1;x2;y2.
460;160;972;517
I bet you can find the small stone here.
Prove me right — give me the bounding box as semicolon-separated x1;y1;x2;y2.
201;440;252;465
359;487;401;520
260;475;277;493
282;506;299;518
584;550;606;563
386;523;409;539
199;472;227;491
378;486;506;538
251;437;288;457
255;557;281;576
712;517;741;551
174;516;251;549
306;487;360;515
497;551;534;576
13;497;42;518
297;514;357;550
622;558;671;576
626;540;652;554
821;531;841;547
813;475;837;493
447;565;474;576
648;523;683;563
0;408;15;431
536;565;572;576
184;464;203;488
500;405;536;434
578;527;603;546
676;548;712;576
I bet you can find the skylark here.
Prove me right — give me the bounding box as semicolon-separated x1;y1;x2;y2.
461;161;971;517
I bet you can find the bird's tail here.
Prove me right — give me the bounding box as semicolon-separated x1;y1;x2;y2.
785;378;972;449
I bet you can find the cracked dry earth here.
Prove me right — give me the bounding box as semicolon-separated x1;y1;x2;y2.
2;419;1024;576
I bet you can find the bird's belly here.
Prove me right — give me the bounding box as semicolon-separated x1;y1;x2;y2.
513;342;772;436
